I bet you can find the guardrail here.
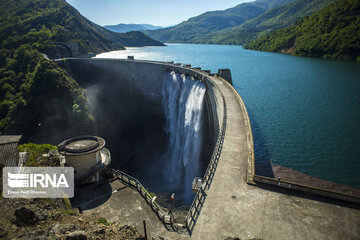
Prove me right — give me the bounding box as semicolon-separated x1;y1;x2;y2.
112;169;173;226
183;185;207;233
203;101;227;190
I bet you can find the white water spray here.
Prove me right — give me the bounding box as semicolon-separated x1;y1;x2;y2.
161;71;206;200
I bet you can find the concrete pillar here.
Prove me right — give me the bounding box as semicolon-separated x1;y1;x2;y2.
218;69;233;85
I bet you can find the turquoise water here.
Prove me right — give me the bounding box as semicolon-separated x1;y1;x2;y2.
97;43;360;189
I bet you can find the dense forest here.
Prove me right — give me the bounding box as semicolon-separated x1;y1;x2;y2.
0;0;162;142
245;0;360;61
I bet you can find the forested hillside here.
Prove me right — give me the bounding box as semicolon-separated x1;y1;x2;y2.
145;0;293;43
0;0;162;142
0;0;163;55
194;0;337;45
246;0;360;61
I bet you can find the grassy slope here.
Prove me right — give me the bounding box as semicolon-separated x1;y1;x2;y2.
145;0;293;43
196;0;337;45
245;0;360;61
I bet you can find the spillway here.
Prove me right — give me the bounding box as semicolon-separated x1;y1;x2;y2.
162;71;206;202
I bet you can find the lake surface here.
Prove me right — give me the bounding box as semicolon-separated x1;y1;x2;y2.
96;43;360;189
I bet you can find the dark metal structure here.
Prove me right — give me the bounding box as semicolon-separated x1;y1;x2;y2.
57;135;105;155
0;135;22;166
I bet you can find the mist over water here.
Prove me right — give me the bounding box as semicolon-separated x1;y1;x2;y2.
161;71;206;203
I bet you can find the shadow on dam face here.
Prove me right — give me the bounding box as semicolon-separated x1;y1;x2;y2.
61;59;214;207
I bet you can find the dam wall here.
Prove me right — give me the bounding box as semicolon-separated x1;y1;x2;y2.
60;58;225;155
61;58;164;102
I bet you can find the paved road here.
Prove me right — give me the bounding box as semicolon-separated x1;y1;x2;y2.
81;76;360;240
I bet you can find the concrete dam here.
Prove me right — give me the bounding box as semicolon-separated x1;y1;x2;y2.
59;58;360;239
60;58;227;206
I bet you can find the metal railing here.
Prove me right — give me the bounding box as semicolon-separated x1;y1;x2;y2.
203;100;227;191
112;169;173;226
0;142;19;166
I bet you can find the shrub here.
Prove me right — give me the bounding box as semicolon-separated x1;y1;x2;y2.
97;217;111;226
18;143;58;166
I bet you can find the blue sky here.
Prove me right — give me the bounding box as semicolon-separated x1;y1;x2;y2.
65;0;254;26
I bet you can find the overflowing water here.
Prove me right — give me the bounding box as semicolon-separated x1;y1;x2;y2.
161;71;206;202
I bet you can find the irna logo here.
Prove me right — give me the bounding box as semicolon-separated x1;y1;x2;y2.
7;172;69;188
3;167;74;198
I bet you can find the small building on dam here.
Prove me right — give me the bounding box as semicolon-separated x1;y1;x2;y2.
57;135;111;184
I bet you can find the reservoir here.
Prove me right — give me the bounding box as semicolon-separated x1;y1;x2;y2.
96;43;360;190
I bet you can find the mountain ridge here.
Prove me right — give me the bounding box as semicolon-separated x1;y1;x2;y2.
104;23;163;33
0;0;164;57
145;0;294;43
192;0;338;45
